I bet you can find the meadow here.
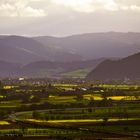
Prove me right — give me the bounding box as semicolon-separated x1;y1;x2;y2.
0;81;140;139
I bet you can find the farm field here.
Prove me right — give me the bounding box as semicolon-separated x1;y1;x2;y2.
0;79;140;139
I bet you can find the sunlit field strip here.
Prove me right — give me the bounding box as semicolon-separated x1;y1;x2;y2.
97;85;140;89
53;84;78;87
84;94;140;101
0;121;10;125
3;86;17;89
26;118;140;123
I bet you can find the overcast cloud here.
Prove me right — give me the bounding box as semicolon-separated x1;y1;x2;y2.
0;0;140;36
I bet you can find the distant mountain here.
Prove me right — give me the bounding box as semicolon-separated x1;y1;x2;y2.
0;60;21;77
0;35;49;64
0;57;104;78
0;32;140;78
21;58;104;77
86;52;140;80
0;32;140;64
34;32;140;60
0;35;82;64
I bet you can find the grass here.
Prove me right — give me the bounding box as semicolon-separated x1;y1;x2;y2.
0;96;5;98
0;128;79;137
53;84;78;87
0;121;10;125
83;94;140;101
0;83;139;139
42;94;127;103
15;105;140;123
61;68;93;78
98;84;140;89
41;96;77;104
83;94;102;100
0;100;22;107
3;86;15;89
25;118;140;124
81;125;140;134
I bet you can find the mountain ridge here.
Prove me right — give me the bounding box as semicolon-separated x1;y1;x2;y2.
0;35;82;64
86;52;140;80
34;32;140;60
0;32;140;78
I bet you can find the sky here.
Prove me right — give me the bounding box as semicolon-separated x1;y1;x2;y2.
0;0;140;36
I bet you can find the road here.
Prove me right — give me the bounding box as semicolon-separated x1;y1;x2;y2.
8;107;140;139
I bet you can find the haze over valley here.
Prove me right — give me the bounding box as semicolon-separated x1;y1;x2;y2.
0;32;140;79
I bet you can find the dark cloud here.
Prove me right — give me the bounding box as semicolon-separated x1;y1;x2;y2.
0;0;140;36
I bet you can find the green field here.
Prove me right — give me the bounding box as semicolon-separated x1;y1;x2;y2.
0;82;140;138
61;68;93;78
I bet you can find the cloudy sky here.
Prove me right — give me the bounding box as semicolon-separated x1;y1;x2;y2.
0;0;140;36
